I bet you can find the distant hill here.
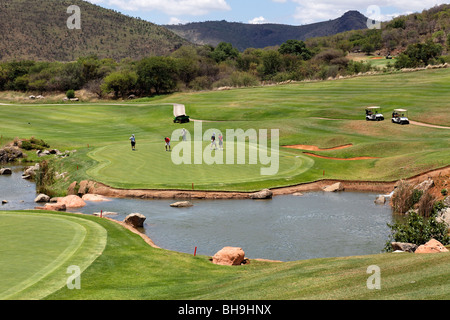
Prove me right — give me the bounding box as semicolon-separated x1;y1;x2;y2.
0;0;189;62
165;11;369;51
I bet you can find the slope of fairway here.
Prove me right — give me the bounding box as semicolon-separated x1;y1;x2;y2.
0;68;449;192
37;210;449;300
0;212;107;300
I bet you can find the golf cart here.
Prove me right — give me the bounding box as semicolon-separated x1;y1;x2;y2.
173;114;190;124
391;109;410;125
365;106;385;121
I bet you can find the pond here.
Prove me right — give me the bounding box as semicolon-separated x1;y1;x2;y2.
0;166;394;262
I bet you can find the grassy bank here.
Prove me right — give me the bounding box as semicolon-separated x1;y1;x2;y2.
1;211;445;300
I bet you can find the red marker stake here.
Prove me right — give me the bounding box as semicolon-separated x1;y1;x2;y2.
100;210;103;218
194;247;197;257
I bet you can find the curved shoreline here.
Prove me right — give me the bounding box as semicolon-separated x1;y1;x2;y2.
88;165;450;200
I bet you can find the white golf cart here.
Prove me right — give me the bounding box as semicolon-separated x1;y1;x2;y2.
391;109;410;125
365;106;385;121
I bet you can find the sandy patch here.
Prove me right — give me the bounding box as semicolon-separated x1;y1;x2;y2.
283;144;353;151
303;152;379;161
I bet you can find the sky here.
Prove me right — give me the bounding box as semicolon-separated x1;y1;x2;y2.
86;0;449;25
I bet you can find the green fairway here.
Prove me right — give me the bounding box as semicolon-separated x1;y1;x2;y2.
0;212;107;300
0;68;449;193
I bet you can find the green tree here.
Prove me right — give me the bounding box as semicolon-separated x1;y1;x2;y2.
211;42;239;63
101;70;137;99
279;40;312;60
137;56;178;96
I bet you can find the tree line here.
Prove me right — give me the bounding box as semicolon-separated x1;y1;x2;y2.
0;21;449;99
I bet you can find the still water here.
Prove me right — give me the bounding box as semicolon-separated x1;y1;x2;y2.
1;166;394;262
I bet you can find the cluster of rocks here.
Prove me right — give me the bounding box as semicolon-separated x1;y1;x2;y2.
0;147;23;163
62;97;80;102
29;95;45;100
392;239;449;254
37;149;75;159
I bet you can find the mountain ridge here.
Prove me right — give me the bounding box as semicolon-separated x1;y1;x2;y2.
165;11;369;51
0;0;189;62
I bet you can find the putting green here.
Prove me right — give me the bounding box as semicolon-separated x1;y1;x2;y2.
0;212;107;300
86;141;314;190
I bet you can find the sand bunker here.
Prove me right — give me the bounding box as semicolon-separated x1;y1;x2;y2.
283;144;353;151
303;152;379;161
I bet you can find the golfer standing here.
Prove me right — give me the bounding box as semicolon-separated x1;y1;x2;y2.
211;132;217;150
130;134;136;151
165;137;171;151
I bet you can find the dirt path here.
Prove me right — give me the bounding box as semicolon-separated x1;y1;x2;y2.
409;121;450;130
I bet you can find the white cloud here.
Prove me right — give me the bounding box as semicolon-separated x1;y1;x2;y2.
248;16;268;24
284;0;449;24
87;0;231;16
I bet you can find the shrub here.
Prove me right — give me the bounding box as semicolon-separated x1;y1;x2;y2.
66;89;75;99
35;160;56;197
417;191;436;218
442;189;448;196
385;211;450;252
391;181;416;214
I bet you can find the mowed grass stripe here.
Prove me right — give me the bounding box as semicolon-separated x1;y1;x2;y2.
0;212;107;300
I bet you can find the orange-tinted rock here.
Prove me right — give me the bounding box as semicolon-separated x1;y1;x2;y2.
415;239;449;254
212;247;246;266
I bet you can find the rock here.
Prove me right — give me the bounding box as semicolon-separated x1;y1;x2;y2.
249;189;273;199
323;182;344;192
34;194;50;203
212;247;246;266
2;200;8;204
82;194;110;202
415;239;449;254
56;195;86;208
93;211;118;217
292;192;303;196
0;168;12;175
437;208;450;228
170;201;194;207
391;242;418;253
77;180;90;196
443;196;450;208
67;181;78;195
43;203;67;211
0;147;23;163
124;213;146;228
414;179;434;193
23;163;39;179
374;195;386;205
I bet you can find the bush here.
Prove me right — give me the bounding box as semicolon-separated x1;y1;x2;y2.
385;211;450;252
417;191;436;218
391;181;417;213
66;89;75;99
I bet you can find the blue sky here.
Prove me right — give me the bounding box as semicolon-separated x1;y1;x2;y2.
86;0;449;25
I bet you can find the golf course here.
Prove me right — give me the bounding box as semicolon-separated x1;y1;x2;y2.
1;68;449;300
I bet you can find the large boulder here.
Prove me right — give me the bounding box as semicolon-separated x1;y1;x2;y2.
124;213;146;228
170;201;194;208
391;242;418;253
212;247;246;266
67;181;78;195
249;189;273;199
0;147;23;163
42;203;67;212
437;208;450;230
323;182;344;192
56;195;86;208
415;239;449;254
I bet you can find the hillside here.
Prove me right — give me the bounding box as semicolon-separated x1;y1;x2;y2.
0;0;189;62
165;11;369;51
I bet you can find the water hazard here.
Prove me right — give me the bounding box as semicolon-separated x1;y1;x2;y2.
1;166;394;262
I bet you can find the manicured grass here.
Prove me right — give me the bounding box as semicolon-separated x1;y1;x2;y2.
8;211;440;300
0;211;107;300
0;68;449;193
